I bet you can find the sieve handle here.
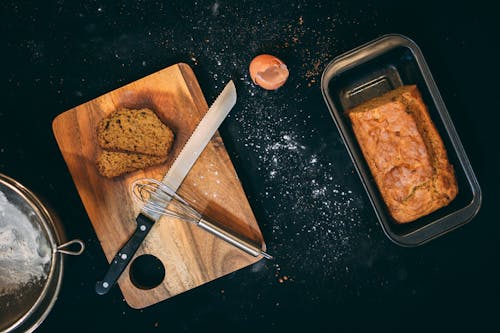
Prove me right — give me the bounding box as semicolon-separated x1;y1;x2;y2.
57;239;85;256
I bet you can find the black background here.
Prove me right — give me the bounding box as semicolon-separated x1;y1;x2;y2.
1;1;498;332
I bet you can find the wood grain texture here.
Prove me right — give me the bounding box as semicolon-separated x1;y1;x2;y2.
52;63;265;309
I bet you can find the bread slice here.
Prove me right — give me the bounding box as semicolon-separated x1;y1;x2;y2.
348;85;458;223
96;150;167;178
97;108;174;157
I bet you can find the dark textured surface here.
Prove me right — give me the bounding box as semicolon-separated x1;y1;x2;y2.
1;1;498;332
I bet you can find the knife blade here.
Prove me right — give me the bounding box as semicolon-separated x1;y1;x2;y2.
95;80;237;295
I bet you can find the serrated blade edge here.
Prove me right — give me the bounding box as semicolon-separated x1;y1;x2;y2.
161;79;236;192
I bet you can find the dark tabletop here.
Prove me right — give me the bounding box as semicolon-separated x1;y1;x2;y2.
1;0;498;332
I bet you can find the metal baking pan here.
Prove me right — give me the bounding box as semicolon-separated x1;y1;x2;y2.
321;34;482;246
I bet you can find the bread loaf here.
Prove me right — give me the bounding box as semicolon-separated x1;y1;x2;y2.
347;85;458;223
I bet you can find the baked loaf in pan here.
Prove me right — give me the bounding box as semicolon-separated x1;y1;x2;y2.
347;85;458;223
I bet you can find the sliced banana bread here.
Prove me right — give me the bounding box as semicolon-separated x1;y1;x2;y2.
97;108;174;157
96;150;168;178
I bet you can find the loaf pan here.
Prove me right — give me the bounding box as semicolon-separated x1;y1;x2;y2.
321;34;481;246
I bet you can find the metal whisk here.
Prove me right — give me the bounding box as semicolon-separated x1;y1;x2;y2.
130;178;273;260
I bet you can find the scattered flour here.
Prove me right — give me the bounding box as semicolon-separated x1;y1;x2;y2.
0;190;51;296
231;96;365;283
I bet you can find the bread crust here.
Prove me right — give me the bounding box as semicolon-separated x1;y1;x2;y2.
348;85;458;223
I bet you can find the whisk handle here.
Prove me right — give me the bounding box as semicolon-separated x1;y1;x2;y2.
198;218;273;259
95;213;155;295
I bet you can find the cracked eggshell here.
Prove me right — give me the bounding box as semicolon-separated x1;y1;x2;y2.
249;54;289;90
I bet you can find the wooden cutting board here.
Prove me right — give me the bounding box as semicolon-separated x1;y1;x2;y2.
52;63;266;309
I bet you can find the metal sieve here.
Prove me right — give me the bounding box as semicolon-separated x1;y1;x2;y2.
0;174;84;333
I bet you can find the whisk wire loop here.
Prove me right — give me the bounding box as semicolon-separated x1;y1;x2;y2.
131;178;201;224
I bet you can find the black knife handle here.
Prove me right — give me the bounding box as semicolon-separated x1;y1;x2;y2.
95;214;155;295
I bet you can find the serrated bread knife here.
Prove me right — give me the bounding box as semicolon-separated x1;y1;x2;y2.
96;81;270;296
